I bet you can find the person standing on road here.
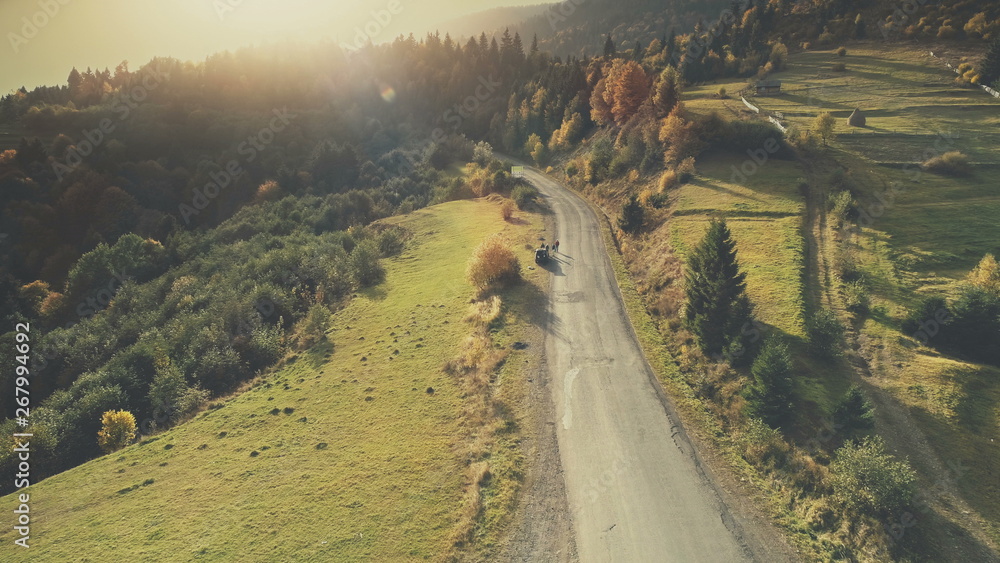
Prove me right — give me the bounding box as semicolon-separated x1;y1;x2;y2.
554;240;560;253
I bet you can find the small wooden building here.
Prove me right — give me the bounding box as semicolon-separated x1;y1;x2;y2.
755;80;782;96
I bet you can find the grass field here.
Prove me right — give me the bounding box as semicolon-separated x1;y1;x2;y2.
0;197;546;561
668;153;807;338
748;45;1000;546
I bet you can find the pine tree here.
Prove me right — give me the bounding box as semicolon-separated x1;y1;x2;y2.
833;386;875;436
683;219;754;355
854;14;866;39
530;34;539;54
981;36;1000;87
745;338;794;428
653;66;682;117
604;34;616;58
665;28;677;65
618;194;644;233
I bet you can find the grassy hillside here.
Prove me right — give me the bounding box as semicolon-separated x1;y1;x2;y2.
0;197;547;561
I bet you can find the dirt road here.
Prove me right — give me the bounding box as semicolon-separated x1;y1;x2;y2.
522;167;755;562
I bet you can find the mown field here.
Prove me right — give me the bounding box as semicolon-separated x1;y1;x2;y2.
0;197;546;562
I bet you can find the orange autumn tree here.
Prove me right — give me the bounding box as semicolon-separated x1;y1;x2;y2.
591;60;650;127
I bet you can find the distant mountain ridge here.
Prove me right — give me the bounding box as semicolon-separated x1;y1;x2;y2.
420;3;553;41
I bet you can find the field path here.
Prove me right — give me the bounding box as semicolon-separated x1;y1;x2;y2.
520;167;760;562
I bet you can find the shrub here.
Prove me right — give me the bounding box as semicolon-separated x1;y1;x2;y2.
511;184;537;209
375;227;406;257
967;253;1000;294
901;295;949;342
98;410;137;453
617;194;644;234
148;364;187;425
530;139;549;166
744;337;795;428
843;280;869;315
717;87;728;98
807;308;843;359
831;62;846;72
946;286;1000;364
828;190;854;230
769;42;789;70
501;199;516;221
472;141;493;166
921;150;970;176
836;46;847;57
658;169;678;191
349;239;385;286
831;436;915;517
292;304;332;350
677;156;696;183
738;417;789;468
466;234;521;291
832;386;875;437
937;25;958;40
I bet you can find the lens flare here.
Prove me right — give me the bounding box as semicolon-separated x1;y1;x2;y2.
380;85;396;103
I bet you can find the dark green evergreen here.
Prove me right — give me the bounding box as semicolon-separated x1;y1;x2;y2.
617;194;644;234
604;34;616;58
683;219;754;355
745;337;794;428
833;386;875;436
981;36;1000;86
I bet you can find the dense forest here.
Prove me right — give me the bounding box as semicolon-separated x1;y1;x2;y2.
1;0;998;515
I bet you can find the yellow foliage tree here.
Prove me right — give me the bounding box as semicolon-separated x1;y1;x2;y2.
968;253;1000;295
98;410;137;453
813;112;836;146
466;234;521;291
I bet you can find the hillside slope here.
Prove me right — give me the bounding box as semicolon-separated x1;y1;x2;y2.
0;197;547;562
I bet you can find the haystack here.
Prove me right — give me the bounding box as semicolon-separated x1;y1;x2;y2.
847;108;866;127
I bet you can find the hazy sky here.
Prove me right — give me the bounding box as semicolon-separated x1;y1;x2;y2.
1;0;531;94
